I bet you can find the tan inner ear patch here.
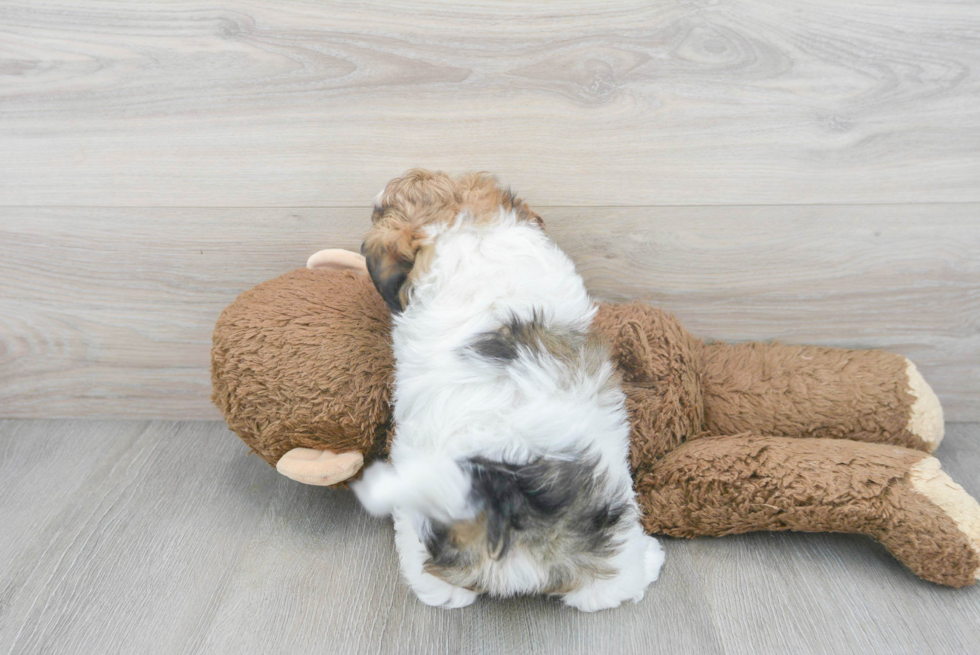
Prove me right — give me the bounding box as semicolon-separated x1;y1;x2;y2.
910;457;980;580
904;359;945;452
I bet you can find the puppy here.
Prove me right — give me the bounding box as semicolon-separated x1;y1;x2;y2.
353;170;664;611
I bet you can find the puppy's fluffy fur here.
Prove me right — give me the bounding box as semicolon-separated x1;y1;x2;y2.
353;170;664;611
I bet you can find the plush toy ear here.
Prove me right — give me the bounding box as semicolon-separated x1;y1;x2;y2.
306;249;368;273
276;448;365;486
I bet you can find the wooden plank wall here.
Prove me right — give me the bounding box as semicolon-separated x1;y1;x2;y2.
1;1;978;419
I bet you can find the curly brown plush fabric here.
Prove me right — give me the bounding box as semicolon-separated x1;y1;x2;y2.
699;342;925;450
638;436;979;587
592;303;705;470
212;270;393;465
212;267;980;587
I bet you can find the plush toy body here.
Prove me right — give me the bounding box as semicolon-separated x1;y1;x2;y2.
211;251;980;588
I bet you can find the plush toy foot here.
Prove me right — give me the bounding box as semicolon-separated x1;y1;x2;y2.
904;359;945;453
908;457;980;584
276;448;365;486
306;248;368;273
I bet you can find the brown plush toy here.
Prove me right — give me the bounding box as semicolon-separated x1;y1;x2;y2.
211;249;980;588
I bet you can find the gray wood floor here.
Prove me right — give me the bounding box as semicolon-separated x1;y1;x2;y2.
2;419;979;655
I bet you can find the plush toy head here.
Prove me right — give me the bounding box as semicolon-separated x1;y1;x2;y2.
211;261;393;485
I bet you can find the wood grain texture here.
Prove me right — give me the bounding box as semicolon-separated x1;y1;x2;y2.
2;205;978;420
0;419;978;655
2;2;978;651
1;0;978;206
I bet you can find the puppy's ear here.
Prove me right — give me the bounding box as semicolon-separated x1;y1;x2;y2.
506;191;545;229
468;458;527;561
485;506;514;561
361;223;422;313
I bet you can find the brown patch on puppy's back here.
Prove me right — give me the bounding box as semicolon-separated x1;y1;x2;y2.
467;312;618;393
469;312;584;364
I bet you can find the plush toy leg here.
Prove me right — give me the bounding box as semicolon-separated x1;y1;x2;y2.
698;342;944;452
276;448;365;486
306;248;368;273
637;435;980;587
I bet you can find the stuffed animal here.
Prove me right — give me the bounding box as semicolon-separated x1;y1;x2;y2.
211;249;980;588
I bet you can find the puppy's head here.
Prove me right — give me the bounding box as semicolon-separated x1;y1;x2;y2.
420;456;632;596
361;169;543;313
352;451;632;597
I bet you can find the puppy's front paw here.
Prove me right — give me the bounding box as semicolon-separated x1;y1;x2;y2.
412;573;479;609
561;586;627;612
562;534;665;612
643;536;665;584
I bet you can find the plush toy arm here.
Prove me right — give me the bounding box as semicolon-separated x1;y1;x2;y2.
698;342;944;452
637;435;980;587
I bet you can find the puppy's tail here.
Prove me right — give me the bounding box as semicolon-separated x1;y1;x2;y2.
352;456;474;524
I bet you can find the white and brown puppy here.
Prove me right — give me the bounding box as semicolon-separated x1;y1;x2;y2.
352;170;664;611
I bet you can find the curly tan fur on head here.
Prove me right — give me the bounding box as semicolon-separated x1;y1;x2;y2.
361;169;544;312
